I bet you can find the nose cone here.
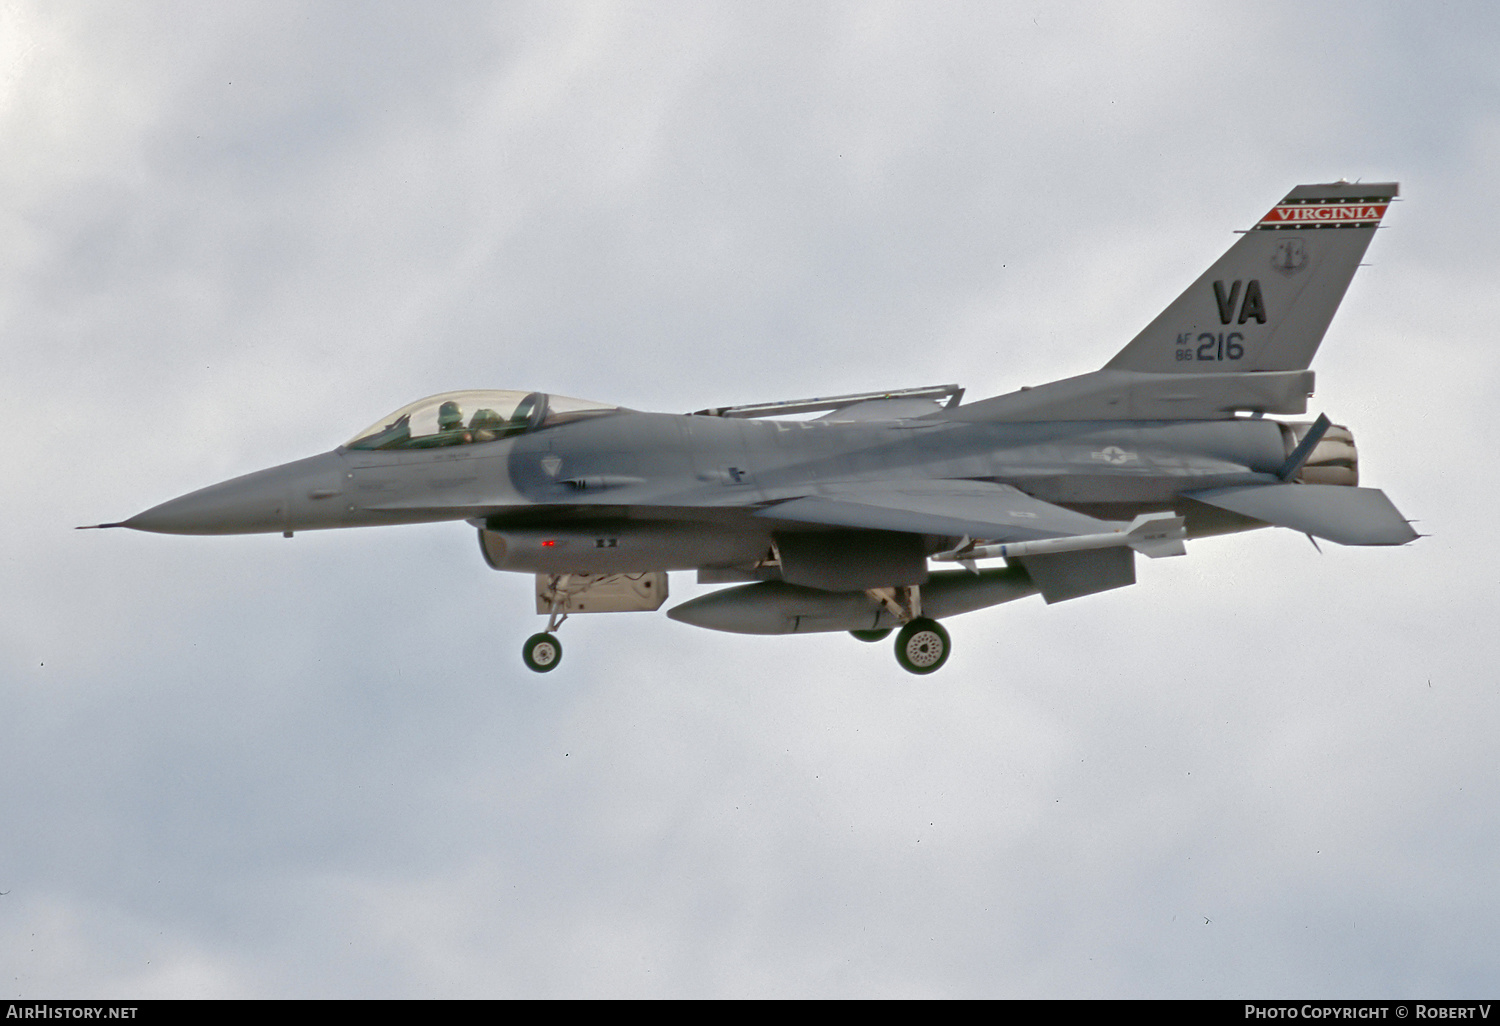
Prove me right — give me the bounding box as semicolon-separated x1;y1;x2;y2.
124;451;349;535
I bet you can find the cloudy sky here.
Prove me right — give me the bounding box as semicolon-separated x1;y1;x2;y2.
4;0;1499;998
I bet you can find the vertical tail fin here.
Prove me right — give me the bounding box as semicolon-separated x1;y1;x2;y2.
1104;181;1398;374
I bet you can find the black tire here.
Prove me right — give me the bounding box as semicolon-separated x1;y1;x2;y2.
522;632;562;673
894;618;950;675
849;628;893;643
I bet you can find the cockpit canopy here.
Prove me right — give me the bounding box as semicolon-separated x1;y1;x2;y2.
344;389;620;451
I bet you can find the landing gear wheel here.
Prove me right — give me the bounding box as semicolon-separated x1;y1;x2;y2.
894;618;950;675
850;628;893;642
522;632;562;673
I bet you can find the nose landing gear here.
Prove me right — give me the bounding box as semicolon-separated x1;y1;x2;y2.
517;571;670;673
522;632;563;672
522;574;572;673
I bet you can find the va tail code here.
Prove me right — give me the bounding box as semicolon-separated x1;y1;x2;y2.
1214;279;1266;325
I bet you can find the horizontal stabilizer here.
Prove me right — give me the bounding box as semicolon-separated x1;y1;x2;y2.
1186;484;1417;546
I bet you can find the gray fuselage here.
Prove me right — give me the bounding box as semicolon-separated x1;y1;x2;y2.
121;408;1293;580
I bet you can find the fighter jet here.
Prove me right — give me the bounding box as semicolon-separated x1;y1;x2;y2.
90;181;1417;674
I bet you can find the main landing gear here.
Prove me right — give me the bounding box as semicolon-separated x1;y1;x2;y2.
858;585;952;675
894;618;950;674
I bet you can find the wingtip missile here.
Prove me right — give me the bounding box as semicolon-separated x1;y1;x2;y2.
1124;512;1188;558
931;512;1186;566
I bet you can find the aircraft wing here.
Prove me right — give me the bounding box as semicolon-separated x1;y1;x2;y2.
754;479;1115;540
755;480;1140;603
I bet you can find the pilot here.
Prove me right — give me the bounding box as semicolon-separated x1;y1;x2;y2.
437;401;472;444
468;408;505;442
